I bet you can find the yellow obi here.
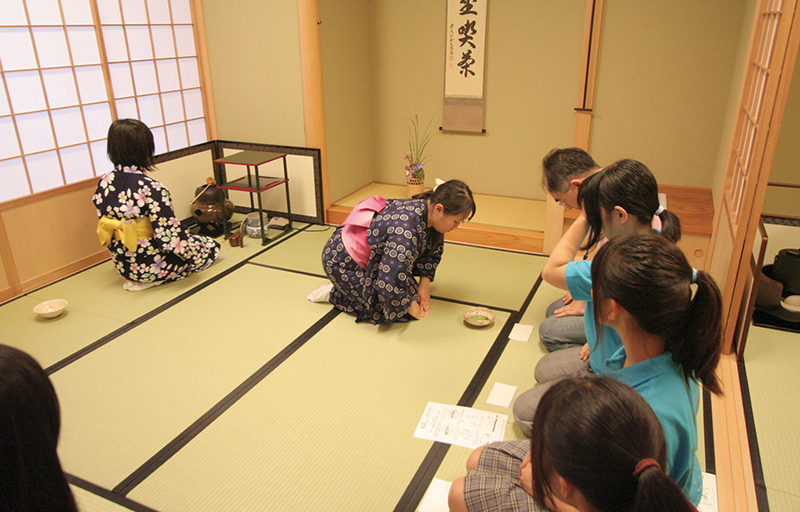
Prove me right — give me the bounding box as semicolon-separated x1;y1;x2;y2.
97;216;155;252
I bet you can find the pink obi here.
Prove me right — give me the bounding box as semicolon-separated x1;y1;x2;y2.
341;196;386;268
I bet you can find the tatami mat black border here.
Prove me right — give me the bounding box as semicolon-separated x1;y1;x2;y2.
113;307;341;496
703;388;715;475
67;474;160;512
43;225;312;375
394;276;544;512
738;361;770;512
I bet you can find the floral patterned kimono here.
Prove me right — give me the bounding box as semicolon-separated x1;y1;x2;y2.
93;165;220;284
322;198;443;324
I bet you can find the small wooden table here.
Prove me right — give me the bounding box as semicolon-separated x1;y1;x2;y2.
214;151;293;245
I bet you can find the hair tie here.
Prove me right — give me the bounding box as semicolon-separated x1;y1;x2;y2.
633;458;661;477
650;205;664;232
691;268;698;284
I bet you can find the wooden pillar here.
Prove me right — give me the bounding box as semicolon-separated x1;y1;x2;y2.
543;0;604;254
297;0;331;217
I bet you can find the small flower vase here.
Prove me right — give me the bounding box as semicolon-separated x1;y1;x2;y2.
406;177;425;198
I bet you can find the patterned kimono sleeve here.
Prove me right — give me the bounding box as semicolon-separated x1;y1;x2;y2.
413;236;443;281
145;179;200;261
373;229;421;321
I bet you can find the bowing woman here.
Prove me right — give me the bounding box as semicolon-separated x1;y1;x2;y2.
322;179;475;324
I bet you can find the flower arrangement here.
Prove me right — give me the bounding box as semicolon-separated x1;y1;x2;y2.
404;115;435;181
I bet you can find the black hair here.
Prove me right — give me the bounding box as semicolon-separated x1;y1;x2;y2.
0;345;78;512
591;234;723;394
541;147;599;194
577;159;681;250
529;377;696;512
106;118;156;172
413;179;476;220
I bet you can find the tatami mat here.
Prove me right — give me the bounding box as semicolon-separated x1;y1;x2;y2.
128;301;512;511
2;221;721;512
743;325;800;508
251;226;547;311
2;223;304;368
53;265;333;488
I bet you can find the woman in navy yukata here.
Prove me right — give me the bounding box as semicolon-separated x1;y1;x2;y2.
93;119;220;292
322;179;475;324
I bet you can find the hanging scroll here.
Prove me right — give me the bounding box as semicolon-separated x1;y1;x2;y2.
443;0;487;133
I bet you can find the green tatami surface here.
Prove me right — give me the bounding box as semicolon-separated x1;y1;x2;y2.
129;301;511;511
3;224;551;512
743;325;800;510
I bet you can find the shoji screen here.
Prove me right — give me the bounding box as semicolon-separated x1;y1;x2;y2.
0;0;208;203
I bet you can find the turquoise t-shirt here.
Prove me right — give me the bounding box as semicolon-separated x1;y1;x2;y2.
564;260;626;373
604;352;703;505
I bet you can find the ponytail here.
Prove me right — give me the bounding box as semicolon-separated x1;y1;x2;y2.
577;159;682;250
670;269;723;394
631;466;696;512
657;209;682;243
591;234;723;395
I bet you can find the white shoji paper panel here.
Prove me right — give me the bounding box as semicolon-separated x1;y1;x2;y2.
109;63;135;97
161;91;183;123
171;0;192;24
125;25;153;60
83;102;112;139
178;57;198;88
147;0;171;24
182;88;202;119
0;28;38;71
102;26;129;62
42;68;80;108
26;150;63;192
174;25;195;57
151;125;166;154
75;65;108;103
34;28;71;68
6;71;47;113
156;59;180;91
97;0;123;24
59;143;95;182
0;117;21;159
89;139;108;174
151;25;175;58
17;112;55;153
121;0;149;24
137;93;162;127
131;60;158;94
1;0;28;26
62;0;94;25
165;122;186;150
52;107;87;146
0;87;10;116
0;159;31;202
186;118;205;145
116;97;138;119
67;27;102;65
27;0;63;26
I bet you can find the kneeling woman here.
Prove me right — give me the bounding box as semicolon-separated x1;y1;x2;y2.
322;180;475;324
93;119;220;291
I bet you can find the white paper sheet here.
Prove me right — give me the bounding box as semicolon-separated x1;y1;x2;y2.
698;472;718;512
509;323;534;342
418;478;452;512
414;402;508;449
486;382;517;408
